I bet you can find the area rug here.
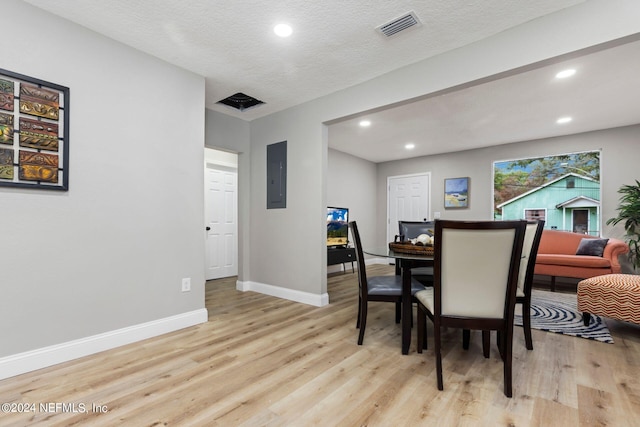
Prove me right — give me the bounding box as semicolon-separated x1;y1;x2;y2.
514;289;613;344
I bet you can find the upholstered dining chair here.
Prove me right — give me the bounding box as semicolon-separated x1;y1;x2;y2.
468;219;546;356
415;219;526;397
396;220;435;285
349;221;427;345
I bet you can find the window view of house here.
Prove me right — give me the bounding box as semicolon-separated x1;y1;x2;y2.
494;151;600;235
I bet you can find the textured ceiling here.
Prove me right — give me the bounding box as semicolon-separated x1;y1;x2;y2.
23;0;584;121
23;0;639;164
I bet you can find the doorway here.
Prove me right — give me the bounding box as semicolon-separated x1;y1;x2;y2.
572;209;589;234
387;173;431;244
205;148;238;280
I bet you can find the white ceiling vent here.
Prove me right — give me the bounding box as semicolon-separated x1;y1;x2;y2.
376;11;421;37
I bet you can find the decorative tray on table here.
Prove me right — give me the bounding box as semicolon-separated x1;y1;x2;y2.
388;241;434;256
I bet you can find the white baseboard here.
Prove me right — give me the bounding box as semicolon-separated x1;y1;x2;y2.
367;257;392;265
236;280;329;307
0;309;208;380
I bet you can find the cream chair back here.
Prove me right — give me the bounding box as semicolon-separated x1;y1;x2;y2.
516;224;537;296
516;220;545;297
439;227;520;318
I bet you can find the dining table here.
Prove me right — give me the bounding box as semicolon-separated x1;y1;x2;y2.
363;246;434;355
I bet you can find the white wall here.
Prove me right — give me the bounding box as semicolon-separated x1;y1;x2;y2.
327;149;377;271
327;149;377;239
246;111;327;301
205;108;250;154
1;0;206;371
243;0;640;302
204;109;251;282
376;126;640;259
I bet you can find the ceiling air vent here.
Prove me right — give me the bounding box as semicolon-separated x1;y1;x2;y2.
217;92;264;112
376;11;421;37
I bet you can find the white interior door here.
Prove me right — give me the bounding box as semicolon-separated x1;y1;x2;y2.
205;164;238;280
387;173;431;244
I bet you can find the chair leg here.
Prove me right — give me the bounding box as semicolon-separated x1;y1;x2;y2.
357;302;368;345
497;330;505;361
435;322;443;390
503;326;514;398
482;331;490;358
416;304;429;353
462;329;470;350
422;315;428;351
356;296;362;329
523;302;533;350
395;301;401;324
417;306;424;354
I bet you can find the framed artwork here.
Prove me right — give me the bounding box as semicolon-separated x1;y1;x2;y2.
0;68;69;191
444;177;469;209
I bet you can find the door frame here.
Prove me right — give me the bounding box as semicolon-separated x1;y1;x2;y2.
204;148;239;280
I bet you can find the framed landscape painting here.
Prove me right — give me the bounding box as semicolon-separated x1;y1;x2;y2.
444;177;469;209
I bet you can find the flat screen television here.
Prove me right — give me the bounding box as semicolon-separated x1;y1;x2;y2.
327;206;349;248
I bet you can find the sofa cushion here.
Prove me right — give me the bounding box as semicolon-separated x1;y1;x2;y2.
538;230;584;254
536;254;611;268
576;238;609;257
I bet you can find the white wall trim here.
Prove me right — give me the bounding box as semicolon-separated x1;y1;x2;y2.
0;309;208;380
367;257;393;265
236;257;386;306
236;280;329;307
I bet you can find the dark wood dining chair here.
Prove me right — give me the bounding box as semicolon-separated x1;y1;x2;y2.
396;220;435;285
415;219;526;397
349;221;427;345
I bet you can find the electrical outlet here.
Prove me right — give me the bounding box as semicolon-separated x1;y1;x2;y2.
181;278;191;292
433;211;441;219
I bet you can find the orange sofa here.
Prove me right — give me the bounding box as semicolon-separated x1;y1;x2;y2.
534;230;629;291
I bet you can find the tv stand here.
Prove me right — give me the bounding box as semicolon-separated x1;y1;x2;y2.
327;246;356;273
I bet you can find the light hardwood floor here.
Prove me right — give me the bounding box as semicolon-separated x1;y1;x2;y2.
1;265;639;426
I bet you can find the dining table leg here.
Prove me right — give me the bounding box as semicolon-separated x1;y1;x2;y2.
401;260;412;355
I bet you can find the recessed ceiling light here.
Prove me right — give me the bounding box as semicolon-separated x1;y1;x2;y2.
274;24;292;37
405;143;415;150
556;116;573;124
359;120;371;127
555;69;576;79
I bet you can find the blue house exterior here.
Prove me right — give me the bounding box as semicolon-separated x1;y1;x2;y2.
497;173;600;235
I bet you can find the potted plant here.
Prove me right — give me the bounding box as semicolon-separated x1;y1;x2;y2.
606;180;640;271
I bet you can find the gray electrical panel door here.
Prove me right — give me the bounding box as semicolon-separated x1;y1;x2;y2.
267;141;287;209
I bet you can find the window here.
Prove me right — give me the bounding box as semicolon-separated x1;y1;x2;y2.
493;151;600;233
525;209;546;221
